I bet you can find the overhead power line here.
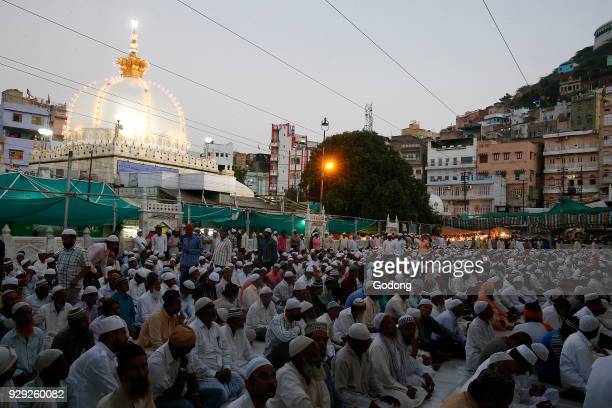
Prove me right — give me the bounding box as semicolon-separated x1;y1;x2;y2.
322;0;458;116
481;0;529;86
0;62;263;150
0;0;322;136
0;55;264;149
174;0;401;131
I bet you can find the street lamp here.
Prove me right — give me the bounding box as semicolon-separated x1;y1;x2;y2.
320;117;330;212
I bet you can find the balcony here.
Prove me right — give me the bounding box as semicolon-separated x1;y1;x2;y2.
602;175;612;184
543;163;598;173
603;138;612;147
425;162;475;171
543;146;599;156
269;169;278;176
542;129;595;139
543;185;599;194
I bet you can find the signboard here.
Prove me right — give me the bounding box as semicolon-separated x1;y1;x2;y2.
117;160;178;174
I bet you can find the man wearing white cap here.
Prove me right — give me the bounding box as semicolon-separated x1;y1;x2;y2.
264;298;303;368
584;355;612;408
432;298;466;358
466;301;495;372
241;273;264;311
152;226;168;257
55;228;89;305
133;228;147;254
136;273;163;327
227;357;277;408
222;308;258;379
88;235;120;277
35;286;73;347
334;298;366;340
212;229;233;269
66;315;128;408
369;314;424;407
161;272;179;296
396;315;434;399
273;271;295;309
268;335;330;407
0;346;17;390
23;349;69;405
246;286;276;341
560;315;601;395
542;289;569;330
317;301;343;349
189;297;244;408
385;293;410;321
334;322;394;407
129;268;147;301
25;280;50;317
574;293;606;319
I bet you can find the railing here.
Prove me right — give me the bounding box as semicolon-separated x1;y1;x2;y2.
543;146;599;155
543;164;598;173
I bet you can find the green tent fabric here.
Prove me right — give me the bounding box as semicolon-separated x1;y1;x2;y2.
546;196;610;215
183;205;246;228
249;212;305;234
328;218;377;234
0;172;139;226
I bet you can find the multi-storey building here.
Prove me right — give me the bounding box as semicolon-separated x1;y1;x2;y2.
542;129;600;206
600;87;612;198
389;133;428;182
399;121;439;139
476;140;542;211
200;142;234;172
480;112;511;140
268;123;317;196
571;93;602;131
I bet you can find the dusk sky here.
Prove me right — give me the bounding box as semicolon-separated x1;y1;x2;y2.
1;0;610;152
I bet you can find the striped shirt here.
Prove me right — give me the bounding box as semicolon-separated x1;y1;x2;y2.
55;245;88;288
212;237;233;267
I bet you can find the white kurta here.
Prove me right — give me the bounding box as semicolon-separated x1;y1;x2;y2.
35;302;73;347
136;291;163;326
267;361;330;408
560;331;596;390
511;321;549;343
246;300;276;330
584;355;612;408
334;308;357;340
332;345;380;408
542;305;562;330
465;317;495;372
220;325;258;379
384;295;409;321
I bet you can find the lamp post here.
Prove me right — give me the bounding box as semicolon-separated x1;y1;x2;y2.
319;117;329;212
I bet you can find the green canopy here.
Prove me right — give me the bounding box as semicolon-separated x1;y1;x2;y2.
327;218;377;234
183;205;246;228
249;212;305;234
0;172;139;226
547;196;610;215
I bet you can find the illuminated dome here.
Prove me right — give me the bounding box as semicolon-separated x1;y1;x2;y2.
65;21;188;152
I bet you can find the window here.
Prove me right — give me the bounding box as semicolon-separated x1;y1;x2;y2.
445;158;450;165
590;178;596;185
430;159;435;166
503;152;510;160
79;171;88;179
479;154;488;163
493;153;499;161
515;171;524;181
8;150;23;161
453;157;457;165
55;168;64;177
516;152;522;160
31;116;43;125
438;158;442;166
12;113;22;122
461;156;473;164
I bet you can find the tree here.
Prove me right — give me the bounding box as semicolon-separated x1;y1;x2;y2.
233;166;247;184
300;130;436;222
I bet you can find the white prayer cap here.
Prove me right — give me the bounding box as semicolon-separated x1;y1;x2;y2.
327;301;341;310
373;313;386;330
198;256;205;261
515;344;537;366
235;261;243;267
584;293;600;302
418;299;433;307
289;335;314;358
61;229;76;236
82;286;98;295
284;271;295;278
136;269;148;278
11;302;30;315
447;299;463;310
406;308;421;319
300;301;314;313
579;315;600;332
97;316;125;335
352;298;366;307
0;346;17;376
194;297;212;312
51;285;65;296
397;314;415;328
531;343;549;362
489;352;513;364
1;277;17;286
544;289;563;301
182;280;195;290
35;349;64;373
260;286;272;295
305;266;314;273
244;356;272;379
208;272;220;282
430;289;443;298
127;268;136;278
347;323;370;341
264;228;272;233
104;266;114;274
325;266;333;273
106;234;119;243
487;276;500;284
455;292;468;301
293;280;307;291
161;272;175;282
285;298;301;311
574;286;588;296
474;301;489;315
44;258;54;264
19;259;29;266
247;273;261;283
128;256;137;262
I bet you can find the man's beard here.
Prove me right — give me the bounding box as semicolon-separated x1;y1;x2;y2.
302;363;325;381
63;243;74;249
125;377;150;400
16;323;34;337
151;290;162;301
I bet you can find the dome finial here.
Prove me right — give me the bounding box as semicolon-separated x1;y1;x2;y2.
115;20;148;78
